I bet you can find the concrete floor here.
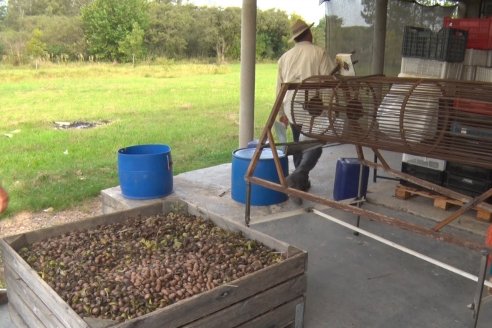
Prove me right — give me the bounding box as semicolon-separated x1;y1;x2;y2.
254;206;492;327
1;144;491;327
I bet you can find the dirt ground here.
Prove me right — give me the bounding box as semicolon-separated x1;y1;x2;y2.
0;196;103;288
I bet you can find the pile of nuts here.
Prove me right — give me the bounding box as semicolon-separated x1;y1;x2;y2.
19;212;284;322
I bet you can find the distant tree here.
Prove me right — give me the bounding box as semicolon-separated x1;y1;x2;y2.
119;22;145;65
312;17;328;50
362;0;455;31
213;7;241;63
146;3;192;58
146;4;241;61
81;0;149;61
43;16;85;61
255;33;271;60
0;29;29;65
13;15;85;61
26;28;46;68
6;0;91;17
0;0;7;23
154;0;183;4
256;9;290;60
185;6;217;58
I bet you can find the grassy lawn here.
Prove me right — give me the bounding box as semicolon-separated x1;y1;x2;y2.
0;62;279;218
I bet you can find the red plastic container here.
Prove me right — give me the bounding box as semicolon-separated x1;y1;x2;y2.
444;17;492;49
453;98;492;116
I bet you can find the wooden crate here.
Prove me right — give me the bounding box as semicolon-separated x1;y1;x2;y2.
1;199;307;328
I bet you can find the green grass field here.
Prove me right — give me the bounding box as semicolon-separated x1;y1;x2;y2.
0;62;279;218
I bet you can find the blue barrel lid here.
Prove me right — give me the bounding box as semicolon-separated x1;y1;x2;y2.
234;148;285;160
119;144;171;155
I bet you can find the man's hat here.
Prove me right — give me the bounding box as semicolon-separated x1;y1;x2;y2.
290;19;314;42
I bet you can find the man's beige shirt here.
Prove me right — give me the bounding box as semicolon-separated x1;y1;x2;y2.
277;41;335;123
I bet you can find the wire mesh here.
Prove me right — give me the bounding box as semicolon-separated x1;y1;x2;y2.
289;75;492;169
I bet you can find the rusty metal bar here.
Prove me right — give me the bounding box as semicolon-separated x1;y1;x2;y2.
248;176;487;251
359;158;492;232
432;188;492;232
244;83;291;180
266;129;288;187
355;145;365;161
372;148;391;171
360;160;492;213
353;145;366;232
244;83;291;225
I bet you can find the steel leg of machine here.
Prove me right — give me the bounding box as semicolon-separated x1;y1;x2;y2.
353;162;364;236
468;249;489;328
373;153;377;183
245;182;252;227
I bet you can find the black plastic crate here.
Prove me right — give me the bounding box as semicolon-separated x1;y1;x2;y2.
444;172;492;197
402;26;434;58
446;161;492;180
400;162;445;188
435;28;468;62
449;121;492;140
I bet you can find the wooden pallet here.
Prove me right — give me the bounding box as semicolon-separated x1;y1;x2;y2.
394;184;492;222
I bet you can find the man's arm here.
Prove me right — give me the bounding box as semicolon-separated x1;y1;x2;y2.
0;187;8;214
276;61;289;126
319;50;336;76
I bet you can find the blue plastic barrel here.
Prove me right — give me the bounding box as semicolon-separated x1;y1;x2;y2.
333;158;369;201
231;148;288;206
118;144;173;199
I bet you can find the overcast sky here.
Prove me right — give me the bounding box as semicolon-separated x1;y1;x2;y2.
185;0;367;26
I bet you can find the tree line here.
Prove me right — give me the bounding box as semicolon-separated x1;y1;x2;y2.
0;0;454;70
0;0;312;65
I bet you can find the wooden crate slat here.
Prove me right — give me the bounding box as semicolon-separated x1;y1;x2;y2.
235;296;304;328
8;303;29;328
4;264;65;328
83;317;119;328
5;280;47;328
114;252;306;328
183;275;306;328
0;240;89;328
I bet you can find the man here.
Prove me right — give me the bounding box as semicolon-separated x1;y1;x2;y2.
276;19;335;197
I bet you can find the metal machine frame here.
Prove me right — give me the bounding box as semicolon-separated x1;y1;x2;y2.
243;76;492;326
